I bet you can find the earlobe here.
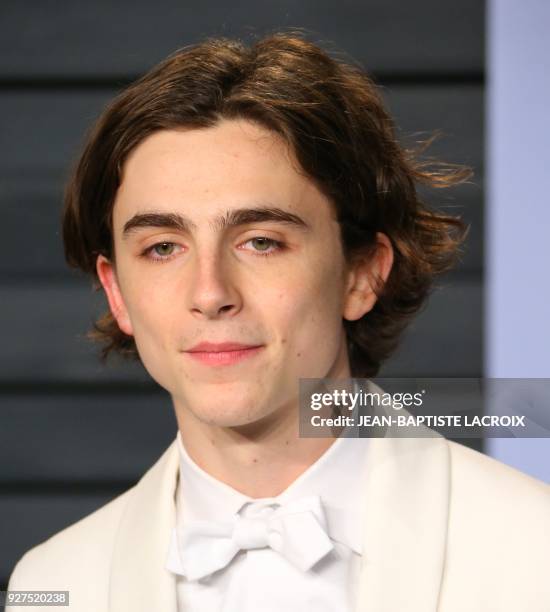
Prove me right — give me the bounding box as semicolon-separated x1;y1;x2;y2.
95;255;134;336
343;233;394;321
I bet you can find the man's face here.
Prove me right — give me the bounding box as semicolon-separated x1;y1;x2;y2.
98;119;378;430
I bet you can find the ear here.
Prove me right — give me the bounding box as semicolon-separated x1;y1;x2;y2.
343;232;394;321
96;255;134;336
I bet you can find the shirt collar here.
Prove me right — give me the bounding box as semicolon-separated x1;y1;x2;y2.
175;425;368;555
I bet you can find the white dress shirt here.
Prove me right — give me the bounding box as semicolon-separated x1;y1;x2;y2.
165;429;369;611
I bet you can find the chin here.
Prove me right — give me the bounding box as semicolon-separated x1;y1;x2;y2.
181;387;269;426
192;405;269;429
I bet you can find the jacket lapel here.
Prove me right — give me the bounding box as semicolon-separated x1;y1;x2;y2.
106;422;450;611
355;433;450;611
109;439;180;612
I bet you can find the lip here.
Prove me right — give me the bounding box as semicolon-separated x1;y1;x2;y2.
187;342;260;352
184;342;264;366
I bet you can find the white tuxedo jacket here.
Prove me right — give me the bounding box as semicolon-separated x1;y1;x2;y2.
7;435;550;611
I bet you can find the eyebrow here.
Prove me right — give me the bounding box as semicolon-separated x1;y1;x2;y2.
121;206;310;238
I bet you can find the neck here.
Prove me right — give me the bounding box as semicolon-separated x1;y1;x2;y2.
174;348;351;498
177;407;337;498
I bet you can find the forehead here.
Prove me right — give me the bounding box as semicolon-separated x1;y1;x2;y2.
113;119;333;227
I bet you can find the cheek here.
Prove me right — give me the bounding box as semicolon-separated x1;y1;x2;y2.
271;262;346;355
123;286;181;390
119;273;176;351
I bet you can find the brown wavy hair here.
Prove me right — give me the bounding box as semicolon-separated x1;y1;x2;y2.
62;32;471;377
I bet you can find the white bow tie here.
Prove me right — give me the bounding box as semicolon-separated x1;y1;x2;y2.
168;495;335;581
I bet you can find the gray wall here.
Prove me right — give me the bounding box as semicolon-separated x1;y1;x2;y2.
486;0;550;481
0;0;484;587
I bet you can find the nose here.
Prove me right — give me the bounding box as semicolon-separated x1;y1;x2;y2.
187;251;242;319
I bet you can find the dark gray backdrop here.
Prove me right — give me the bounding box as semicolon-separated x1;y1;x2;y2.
0;0;484;587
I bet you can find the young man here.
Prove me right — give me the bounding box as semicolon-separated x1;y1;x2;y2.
7;34;550;611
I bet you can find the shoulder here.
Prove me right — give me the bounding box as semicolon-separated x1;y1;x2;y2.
7;439;179;611
446;439;550;518
440;440;550;608
7;437;179;607
7;486;134;595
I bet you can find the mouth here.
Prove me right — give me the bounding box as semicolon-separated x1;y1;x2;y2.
183;342;264;366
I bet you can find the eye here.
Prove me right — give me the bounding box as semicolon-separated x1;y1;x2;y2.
242;237;284;256
141;242;182;262
153;243;176;256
